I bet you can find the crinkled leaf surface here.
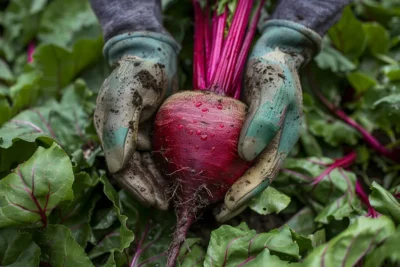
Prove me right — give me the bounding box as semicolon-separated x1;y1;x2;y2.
32;224;94;267
119;190;176;267
0;228;41;267
0;80;95;153
347;71;377;94
0;59;14;83
38;0;100;47
307;113;359;146
204;222;299;267
285;207;317;236
278;157;361;223
314;38;356;73
9;70;40;115
178;238;205;267
33;38;103;97
363;22;390;55
369;181;400;223
88;176;134;259
51;172;100;248
328;6;367;59
365;226;400;267
301;216;395;267
249;186;291;215
0;143;73;228
0;96;12;126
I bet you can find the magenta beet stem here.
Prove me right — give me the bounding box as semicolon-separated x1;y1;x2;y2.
311;151;357;186
313;86;400;163
231;0;265;97
355;180;379;218
27;42;35;63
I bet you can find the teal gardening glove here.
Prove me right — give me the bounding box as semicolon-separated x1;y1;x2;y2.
94;32;180;210
215;20;321;222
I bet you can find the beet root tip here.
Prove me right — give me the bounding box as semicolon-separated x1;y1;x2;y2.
167;207;197;267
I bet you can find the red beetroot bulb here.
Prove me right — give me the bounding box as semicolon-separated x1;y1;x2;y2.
153;90;251;266
154;90;251;204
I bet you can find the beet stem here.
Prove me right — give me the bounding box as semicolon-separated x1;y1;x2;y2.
193;0;206;90
307;69;400;163
355;180;379;218
193;0;264;97
208;9;227;85
231;0;265;98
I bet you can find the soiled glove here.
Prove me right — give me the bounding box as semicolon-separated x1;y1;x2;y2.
215;20;321;222
90;0;181;210
215;0;353;223
94;32;180;210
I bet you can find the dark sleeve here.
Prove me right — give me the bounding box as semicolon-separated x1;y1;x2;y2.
270;0;353;36
89;0;168;41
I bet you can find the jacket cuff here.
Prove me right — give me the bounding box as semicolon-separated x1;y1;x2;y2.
261;20;322;65
103;31;181;66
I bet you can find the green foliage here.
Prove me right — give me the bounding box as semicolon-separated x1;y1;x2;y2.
0;143;74;228
0;228;40;266
0;0;400;266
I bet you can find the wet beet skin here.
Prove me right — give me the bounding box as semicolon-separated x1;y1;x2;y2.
153;90;252;205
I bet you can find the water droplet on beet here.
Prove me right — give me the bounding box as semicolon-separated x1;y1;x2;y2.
195;145;199;150
196;130;201;135
217;104;223;109
189;130;194;135
178;124;184;130
210;133;215;137
195;101;202;107
193;119;197;123
201;135;208;141
211;147;215;151
219;123;224;128
201;108;209;112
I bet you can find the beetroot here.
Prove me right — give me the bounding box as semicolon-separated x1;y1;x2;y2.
153;0;264;265
154;91;251;203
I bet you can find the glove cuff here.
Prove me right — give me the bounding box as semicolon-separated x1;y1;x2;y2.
261;20;322;65
103;31;181;67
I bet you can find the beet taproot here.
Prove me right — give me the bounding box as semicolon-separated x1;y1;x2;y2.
152;0;265;265
154;91;251;266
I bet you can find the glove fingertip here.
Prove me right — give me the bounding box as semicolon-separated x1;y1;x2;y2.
239;135;268;162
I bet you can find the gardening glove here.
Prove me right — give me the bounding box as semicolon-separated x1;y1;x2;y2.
90;0;180;210
214;20;321;222
215;0;352;222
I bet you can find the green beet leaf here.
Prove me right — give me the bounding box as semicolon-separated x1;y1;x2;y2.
33;38;102;98
365;226;400;267
89;176;134;260
0;143;74;228
314;38;356;73
0;80;95;153
177;238;205;267
50;172;100;248
328;7;367;59
0;228;41;267
38;0;101;47
249;186;291;216
32;224;94;267
369;181;400;223
301;216;395;267
204;222;299;267
119;190;176;267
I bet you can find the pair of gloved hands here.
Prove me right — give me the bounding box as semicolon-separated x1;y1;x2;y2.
94;18;321;222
